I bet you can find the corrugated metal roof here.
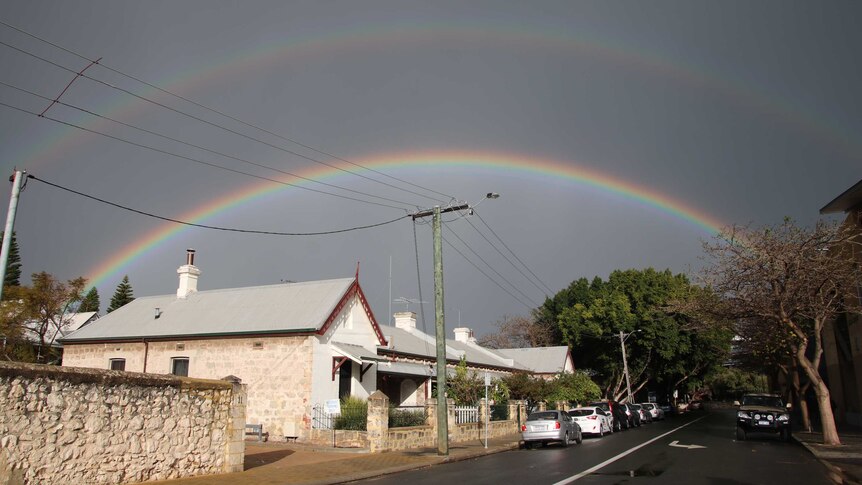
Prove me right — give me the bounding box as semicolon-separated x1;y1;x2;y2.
378;326;452;360
378;326;529;370
62;278;355;341
496;347;571;374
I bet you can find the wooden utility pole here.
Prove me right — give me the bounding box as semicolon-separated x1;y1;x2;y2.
412;203;469;456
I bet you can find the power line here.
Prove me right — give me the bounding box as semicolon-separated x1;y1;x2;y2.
441;233;535;310
0;19;456;203
474;211;555;294
445;224;540;306
0;100;408;211
27;174;410;236
0;80;419;209
0;32;452;205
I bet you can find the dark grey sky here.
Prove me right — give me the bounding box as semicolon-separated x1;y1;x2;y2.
0;1;859;337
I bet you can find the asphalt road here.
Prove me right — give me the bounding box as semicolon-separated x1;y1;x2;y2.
357;410;832;485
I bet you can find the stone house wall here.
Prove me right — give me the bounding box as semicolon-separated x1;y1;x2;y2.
0;361;245;485
63;335;314;441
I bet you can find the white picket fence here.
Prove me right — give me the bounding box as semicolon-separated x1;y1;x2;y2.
454;405;479;424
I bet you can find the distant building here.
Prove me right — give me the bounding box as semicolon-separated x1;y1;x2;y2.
819;179;862;426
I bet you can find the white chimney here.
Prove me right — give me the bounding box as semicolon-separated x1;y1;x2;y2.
454;327;473;343
177;249;201;299
394;311;417;330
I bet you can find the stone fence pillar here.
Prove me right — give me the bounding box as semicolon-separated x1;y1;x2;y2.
507;400;519;426
538;401;547;412
425;401;437;428
556;400;568;411
447;398;456;441
222;375;246;473
367;391;389;453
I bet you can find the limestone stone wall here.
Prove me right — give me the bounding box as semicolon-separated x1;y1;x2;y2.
0;361;245;485
63;335;314;441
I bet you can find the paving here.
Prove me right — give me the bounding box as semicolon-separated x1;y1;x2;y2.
794;426;862;485
152;434;522;485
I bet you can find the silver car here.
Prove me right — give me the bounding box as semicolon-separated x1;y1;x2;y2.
521;410;582;449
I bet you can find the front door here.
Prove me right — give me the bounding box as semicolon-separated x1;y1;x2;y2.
338;360;353;399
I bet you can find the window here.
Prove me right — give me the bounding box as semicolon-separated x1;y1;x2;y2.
171;357;189;377
109;358;126;371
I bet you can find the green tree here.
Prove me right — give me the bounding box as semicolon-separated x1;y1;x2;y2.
107;275;134;313
502;371;548;405
447;357;484;405
545;371;602;404
78;287;101;313
1;231;22;290
555;268;731;402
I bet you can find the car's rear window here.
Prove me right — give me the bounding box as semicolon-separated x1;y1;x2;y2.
527;412;559;421
642;404;654;410
589;402;610;412
568;409;594;417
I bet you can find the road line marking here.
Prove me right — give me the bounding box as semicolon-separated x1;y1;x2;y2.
551;415;709;484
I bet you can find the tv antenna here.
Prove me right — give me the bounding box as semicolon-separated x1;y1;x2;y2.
393;297;427;312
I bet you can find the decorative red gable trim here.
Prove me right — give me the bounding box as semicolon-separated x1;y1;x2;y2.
316;278;388;346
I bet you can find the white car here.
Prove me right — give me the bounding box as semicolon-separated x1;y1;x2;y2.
640;402;664;421
567;407;613;437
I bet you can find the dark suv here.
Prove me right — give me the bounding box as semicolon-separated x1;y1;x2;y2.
735;393;792;441
587;400;629;432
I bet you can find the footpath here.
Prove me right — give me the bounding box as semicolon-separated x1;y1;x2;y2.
794;426;862;485
153;434;522;485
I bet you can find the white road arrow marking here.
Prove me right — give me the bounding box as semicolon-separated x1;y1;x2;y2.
669;440;706;449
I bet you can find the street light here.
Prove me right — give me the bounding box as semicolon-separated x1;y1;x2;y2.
619;330;641;403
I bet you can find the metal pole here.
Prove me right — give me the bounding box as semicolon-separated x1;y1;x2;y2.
620;330;633;403
484;372;489;449
433;206;449;456
0;170;24;302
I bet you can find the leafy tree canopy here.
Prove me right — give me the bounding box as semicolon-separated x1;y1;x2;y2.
548;268;731;401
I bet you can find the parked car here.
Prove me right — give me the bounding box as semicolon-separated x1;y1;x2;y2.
688;400;703;411
734;393;792;442
640;403;664;421
587;400;629;431
568;407;612;437
619;403;641;427
631;403;651;423
658;403;673;416
522;410;582;449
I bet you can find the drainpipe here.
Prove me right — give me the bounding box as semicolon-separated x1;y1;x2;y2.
142;339;149;373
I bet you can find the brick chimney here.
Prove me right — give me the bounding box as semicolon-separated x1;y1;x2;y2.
177;249;200;299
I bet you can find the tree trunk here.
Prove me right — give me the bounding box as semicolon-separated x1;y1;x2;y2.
790;360;812;432
796;349;840;445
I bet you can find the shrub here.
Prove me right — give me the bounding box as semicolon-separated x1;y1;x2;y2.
334;396;367;430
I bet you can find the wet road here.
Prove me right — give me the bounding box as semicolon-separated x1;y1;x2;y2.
356;410;832;485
